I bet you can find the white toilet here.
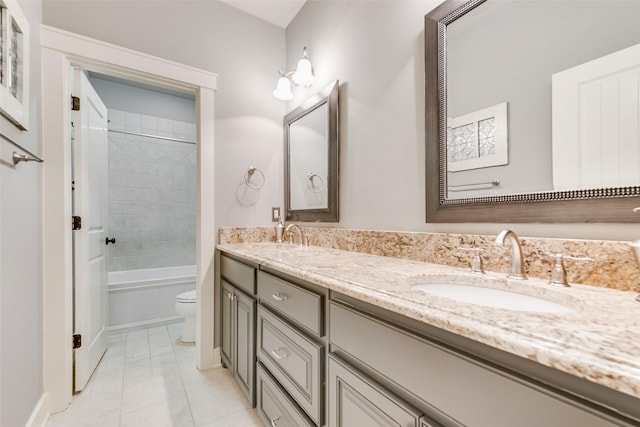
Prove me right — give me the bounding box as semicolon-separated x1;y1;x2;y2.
175;290;197;343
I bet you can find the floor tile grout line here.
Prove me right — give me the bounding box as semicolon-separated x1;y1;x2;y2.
171;324;198;427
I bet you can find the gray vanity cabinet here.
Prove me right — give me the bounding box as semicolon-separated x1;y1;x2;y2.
255;270;325;426
220;281;234;369
329;301;631;427
220;255;257;406
328;355;427;427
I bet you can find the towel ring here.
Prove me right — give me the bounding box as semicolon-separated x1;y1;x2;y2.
245;166;265;189
307;173;324;193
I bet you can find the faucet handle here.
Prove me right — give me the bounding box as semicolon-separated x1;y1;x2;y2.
546;253;593;287
458;247;485;274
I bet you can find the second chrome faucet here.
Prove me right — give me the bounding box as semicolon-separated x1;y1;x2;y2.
494;229;527;280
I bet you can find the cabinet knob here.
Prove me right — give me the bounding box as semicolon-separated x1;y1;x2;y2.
272;293;288;302
105;237;116;245
271;347;288;360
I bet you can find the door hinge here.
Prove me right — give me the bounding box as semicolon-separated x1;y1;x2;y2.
72;216;82;230
71;96;80;111
73;334;82;349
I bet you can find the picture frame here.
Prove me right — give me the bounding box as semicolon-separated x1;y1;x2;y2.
0;0;29;130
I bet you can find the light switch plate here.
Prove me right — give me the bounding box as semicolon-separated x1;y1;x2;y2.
271;207;280;222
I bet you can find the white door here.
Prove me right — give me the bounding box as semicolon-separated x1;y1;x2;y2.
552;42;640;190
72;69;109;392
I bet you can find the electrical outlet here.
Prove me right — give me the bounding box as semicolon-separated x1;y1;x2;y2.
271;207;280;222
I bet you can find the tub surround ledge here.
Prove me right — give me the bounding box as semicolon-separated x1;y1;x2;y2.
217;241;640;401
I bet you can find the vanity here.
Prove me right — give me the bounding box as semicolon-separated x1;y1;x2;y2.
216;242;640;427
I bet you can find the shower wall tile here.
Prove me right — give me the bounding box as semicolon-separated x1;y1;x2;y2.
108;109;196;271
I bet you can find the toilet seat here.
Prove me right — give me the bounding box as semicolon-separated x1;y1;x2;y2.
176;290;196;303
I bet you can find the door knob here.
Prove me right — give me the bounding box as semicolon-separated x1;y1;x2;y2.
105;237;116;245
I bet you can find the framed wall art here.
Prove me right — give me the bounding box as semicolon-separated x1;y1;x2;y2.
0;0;29;130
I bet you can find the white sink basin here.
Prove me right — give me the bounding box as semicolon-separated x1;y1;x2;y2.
415;283;575;314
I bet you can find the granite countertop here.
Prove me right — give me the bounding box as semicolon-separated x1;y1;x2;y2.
217;242;640;400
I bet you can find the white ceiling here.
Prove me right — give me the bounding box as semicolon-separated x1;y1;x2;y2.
219;0;307;28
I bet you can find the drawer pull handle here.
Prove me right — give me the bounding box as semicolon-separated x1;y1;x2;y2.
272;293;288;302
271;347;288;359
270;416;280;427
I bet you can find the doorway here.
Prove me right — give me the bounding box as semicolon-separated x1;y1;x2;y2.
42;25;218;413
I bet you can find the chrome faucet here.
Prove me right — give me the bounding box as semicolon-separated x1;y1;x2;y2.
494;229;527;280
284;223;306;246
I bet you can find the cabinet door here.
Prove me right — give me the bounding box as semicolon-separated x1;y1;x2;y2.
256;363;315;427
328;355;424;427
234;289;256;406
221;280;235;369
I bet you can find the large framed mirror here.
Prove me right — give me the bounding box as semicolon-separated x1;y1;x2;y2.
425;0;640;223
284;80;339;222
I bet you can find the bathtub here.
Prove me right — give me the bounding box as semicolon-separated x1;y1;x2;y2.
108;265;196;332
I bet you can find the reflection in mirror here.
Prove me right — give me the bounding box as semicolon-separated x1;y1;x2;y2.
285;80;339;222
289;105;328;209
425;0;640;223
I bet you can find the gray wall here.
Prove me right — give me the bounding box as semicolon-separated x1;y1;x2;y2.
0;1;43;426
88;75;196;123
44;0;638;242
44;0;287;237
285;0;634;240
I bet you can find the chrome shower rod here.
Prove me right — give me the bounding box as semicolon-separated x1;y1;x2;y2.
108;129;196;145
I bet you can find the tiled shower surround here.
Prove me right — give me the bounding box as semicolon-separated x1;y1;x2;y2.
108;109;196;271
219;227;640;293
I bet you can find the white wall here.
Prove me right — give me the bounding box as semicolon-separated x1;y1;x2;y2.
286;0;637;241
44;0;287;235
0;0;43;425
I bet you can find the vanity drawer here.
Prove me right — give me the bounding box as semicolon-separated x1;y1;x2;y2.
256;362;315;427
221;255;255;295
257;305;323;424
257;271;322;336
328;354;426;427
329;302;623;427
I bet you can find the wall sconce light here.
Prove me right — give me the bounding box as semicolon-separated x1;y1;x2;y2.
273;46;315;101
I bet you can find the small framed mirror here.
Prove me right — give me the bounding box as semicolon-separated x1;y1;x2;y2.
284;80;339;222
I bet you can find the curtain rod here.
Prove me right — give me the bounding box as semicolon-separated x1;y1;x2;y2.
108;128;196;145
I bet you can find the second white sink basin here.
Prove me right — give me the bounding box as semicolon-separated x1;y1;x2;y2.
415;283;575;314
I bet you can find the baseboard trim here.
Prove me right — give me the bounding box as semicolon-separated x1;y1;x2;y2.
25;393;48;427
107;316;184;335
212;347;222;368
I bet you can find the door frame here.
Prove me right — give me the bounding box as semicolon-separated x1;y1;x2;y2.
41;25;219;413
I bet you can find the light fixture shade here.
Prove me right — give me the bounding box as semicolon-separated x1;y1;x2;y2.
292;58;315;88
273;76;293;101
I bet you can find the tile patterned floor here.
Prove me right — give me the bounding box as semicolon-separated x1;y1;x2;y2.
46;323;263;427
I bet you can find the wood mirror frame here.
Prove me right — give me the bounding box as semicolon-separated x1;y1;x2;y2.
284;80;339;222
425;0;640;223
